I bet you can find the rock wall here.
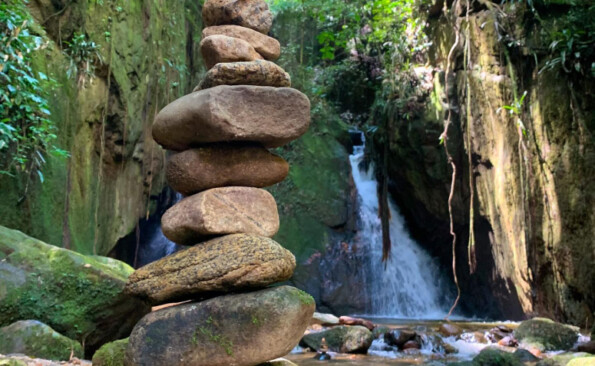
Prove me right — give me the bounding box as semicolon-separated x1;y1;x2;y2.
0;1;204;255
381;1;594;325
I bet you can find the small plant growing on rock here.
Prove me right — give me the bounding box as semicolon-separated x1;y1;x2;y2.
64;33;103;88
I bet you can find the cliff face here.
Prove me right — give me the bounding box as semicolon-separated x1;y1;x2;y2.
383;2;594;325
0;1;204;255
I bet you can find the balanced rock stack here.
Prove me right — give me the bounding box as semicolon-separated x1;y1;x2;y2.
123;1;315;365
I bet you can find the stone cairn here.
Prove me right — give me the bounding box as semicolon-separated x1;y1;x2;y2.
123;1;315;365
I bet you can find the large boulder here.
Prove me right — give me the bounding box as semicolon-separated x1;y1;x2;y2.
92;338;128;366
161;187;280;245
152;85;310;150
202;0;273;34
124;234;295;305
202;25;280;60
0;320;83;361
200;35;263;69
196;60;290;90
125;286;315;366
166;145;289;196
0;227;150;356
300;325;373;354
515;318;579;351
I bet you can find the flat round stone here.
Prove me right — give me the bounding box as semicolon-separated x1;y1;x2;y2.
202;25;281;60
202;0;273;34
124;234;296;304
161;187;280;245
200;35;263;69
166;145;289;196
195;60;291;90
152;85;310;150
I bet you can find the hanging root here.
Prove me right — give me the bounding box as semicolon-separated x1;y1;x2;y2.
442;1;462;320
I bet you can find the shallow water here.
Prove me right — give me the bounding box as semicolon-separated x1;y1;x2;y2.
285;319;591;365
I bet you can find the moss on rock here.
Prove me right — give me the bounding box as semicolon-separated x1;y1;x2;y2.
92;338;128;366
0;226;150;356
0;320;83;361
515;318;579;351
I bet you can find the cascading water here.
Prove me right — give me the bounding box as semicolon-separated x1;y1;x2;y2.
350;132;448;319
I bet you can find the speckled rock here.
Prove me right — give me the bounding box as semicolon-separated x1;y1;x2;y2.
195;60;290;90
161;187;280;245
202;0;273;34
200;35;263;69
166;145;289;196
202;25;280;60
124;286;315;366
0;321;83;361
152;85;310;150
124;234;295;305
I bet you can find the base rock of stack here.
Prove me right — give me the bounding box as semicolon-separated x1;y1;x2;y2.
125;286;314;366
162;187;280;245
124;234;295;305
202;0;273;35
152;85;310;150
166;145;289;196
203;25;280;60
201;35;263;69
196;60;290;90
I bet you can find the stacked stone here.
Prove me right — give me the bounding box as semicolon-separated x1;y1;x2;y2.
123;1;315;366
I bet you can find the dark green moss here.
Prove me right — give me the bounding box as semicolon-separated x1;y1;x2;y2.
92;338;128;366
0;320;83;361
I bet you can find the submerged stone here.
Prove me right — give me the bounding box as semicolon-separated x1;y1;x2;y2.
125;286;315;366
203;25;280;60
124;234;295;305
202;0;273;34
200;35;263;69
0;320;83;361
196;60;290;90
166;144;289;196
152;85;310;150
161;187;280;245
0;226;150;356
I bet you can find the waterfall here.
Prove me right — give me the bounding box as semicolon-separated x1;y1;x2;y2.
350;132;448;319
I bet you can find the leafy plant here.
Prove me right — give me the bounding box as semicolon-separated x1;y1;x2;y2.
64;32;103;88
0;1;68;183
498;90;528;136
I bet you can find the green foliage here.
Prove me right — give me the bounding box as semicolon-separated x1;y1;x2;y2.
64;32;103;87
0;1;68;180
499;90;528;136
541;2;595;77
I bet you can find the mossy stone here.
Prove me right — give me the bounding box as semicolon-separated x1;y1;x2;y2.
0;226;150;356
515;318;579;351
472;347;523;366
0;320;83;361
300;325;373;354
92;338;128;366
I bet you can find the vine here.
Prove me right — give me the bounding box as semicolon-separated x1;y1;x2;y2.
0;1;69;187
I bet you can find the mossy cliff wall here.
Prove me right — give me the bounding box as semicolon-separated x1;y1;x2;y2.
381;2;594;325
0;0;204;255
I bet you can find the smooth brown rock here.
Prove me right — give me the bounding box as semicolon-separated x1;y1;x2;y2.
124;234;296;305
202;0;273;34
438;323;463;337
200;35;263;69
203;25;280;60
152;85;310;150
166;145;289;196
195;60;290;91
339;316;375;331
125;286;314;366
162;187;279;245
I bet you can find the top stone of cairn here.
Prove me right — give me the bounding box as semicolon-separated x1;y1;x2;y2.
203;0;273;35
